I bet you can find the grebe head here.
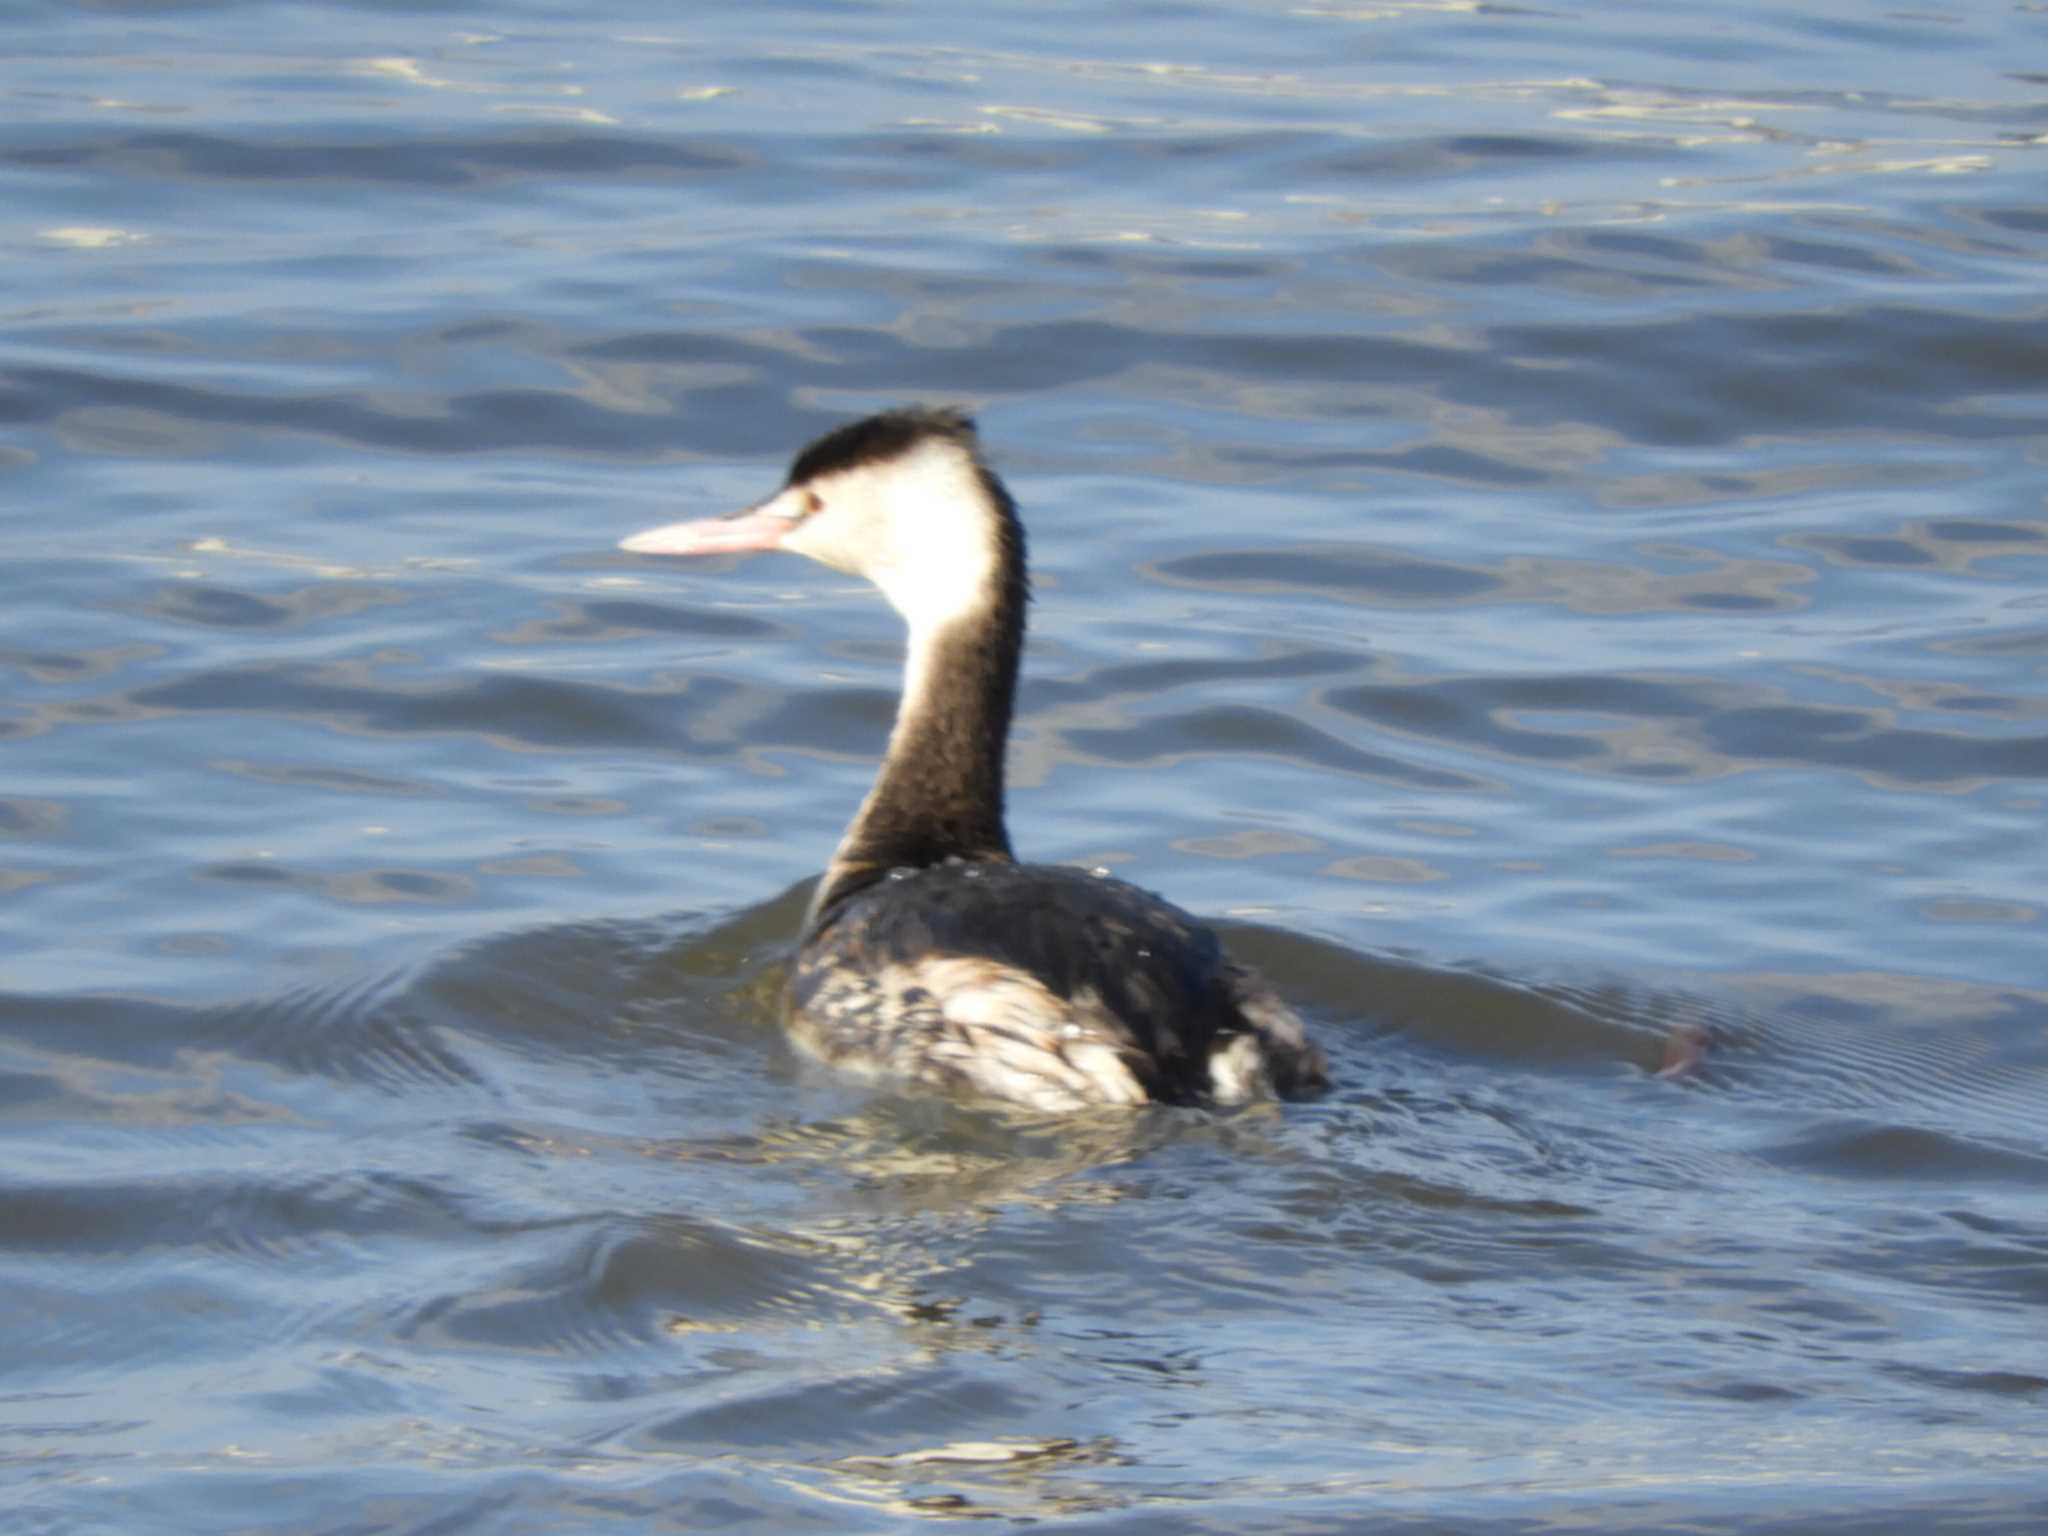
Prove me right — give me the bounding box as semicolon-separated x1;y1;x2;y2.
621;407;1018;634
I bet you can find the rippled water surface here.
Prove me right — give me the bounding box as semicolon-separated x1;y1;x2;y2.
6;1;2048;1530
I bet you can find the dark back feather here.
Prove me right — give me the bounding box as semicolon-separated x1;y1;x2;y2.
800;862;1241;1101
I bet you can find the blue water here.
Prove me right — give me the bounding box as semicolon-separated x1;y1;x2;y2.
5;2;2047;1531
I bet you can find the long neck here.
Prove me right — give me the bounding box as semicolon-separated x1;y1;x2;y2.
807;543;1026;928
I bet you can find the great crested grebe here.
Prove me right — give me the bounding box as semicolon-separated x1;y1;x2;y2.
622;407;1327;1111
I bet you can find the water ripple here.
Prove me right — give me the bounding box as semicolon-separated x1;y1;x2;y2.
7;0;2048;1527
4;126;754;187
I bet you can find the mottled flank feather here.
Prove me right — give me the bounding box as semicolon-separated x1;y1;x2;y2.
790;954;1149;1111
1220;964;1326;1099
789;861;1328;1109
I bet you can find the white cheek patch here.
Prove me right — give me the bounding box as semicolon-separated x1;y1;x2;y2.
784;445;997;633
778;489;862;575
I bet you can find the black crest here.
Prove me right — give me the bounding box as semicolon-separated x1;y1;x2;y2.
786;406;980;486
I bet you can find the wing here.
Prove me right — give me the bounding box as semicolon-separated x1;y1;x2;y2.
790;861;1240;1104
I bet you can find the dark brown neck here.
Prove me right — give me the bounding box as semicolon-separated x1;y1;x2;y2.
808;539;1027;928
